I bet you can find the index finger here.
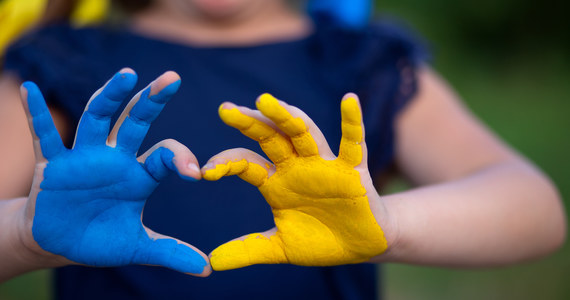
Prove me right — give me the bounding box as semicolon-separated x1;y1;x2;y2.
74;68;137;147
255;94;319;157
108;71;180;153
219;102;295;164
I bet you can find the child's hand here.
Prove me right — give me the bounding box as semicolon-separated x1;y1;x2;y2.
20;69;210;276
203;93;389;270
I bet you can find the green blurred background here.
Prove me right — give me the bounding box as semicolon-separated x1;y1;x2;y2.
377;0;570;299
1;0;569;299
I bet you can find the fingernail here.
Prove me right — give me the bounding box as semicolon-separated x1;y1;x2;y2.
202;162;214;170
188;163;200;173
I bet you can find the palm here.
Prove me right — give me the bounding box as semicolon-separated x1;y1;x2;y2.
23;71;208;275
34;147;157;266
263;156;383;266
265;157;363;205
205;93;387;270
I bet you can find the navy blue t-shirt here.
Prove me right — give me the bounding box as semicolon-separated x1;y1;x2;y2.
4;14;426;300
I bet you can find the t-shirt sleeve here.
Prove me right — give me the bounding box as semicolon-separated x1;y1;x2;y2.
310;13;429;174
356;19;429;174
2;23;104;121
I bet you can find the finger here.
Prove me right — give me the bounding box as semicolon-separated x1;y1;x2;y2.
20;82;66;161
219;102;295;164
74;68;137;147
255;93;324;158
266;97;336;159
201;148;273;187
108;71;181;153
135;227;211;277
138;139;201;182
337;93;367;167
233;100;335;160
210;228;287;271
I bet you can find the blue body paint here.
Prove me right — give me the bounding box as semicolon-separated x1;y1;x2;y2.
74;72;137;147
308;0;372;29
25;72;206;274
144;147;198;182
116;80;181;153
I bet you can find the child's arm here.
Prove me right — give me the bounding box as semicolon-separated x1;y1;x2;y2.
202;70;565;270
0;74;65;281
0;69;211;282
0;74;39;199
374;68;566;266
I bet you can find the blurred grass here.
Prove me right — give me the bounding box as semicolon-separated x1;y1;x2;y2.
0;270;50;300
378;0;570;299
1;1;569;299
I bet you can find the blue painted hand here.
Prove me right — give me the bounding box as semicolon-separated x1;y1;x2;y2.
20;69;210;276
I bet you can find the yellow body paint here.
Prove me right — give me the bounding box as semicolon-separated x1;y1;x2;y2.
71;0;109;27
206;94;387;271
218;105;295;164
0;0;108;55
0;0;45;54
204;159;268;187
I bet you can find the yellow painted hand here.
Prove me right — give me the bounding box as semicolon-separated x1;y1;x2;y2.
203;93;388;271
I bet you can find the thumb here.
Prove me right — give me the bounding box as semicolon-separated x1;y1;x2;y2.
134;228;211;276
210;228;287;271
138;139;201;182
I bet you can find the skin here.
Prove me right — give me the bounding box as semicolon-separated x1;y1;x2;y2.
0;70;212;282
200;70;566;269
204;94;389;270
130;0;311;46
0;0;566;282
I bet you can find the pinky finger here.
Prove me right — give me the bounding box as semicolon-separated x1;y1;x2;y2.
20;82;66;161
337;93;366;167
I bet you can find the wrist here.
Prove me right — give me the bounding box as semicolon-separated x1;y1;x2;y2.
368;192;402;262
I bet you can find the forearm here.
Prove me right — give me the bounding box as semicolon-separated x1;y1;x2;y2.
0;197;65;283
0;197;36;282
374;160;566;267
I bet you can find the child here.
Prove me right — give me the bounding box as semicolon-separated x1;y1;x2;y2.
0;0;565;299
